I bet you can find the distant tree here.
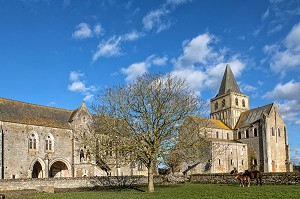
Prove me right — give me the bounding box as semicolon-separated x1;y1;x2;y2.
90;73;209;192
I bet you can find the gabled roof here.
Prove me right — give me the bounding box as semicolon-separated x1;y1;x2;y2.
217;64;241;97
188;116;231;130
235;103;274;129
0;98;75;129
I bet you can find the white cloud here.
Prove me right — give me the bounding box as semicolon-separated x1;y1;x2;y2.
72;23;92;39
92;36;122;61
264;22;300;77
262;7;270;20
263;80;300;125
67;71;96;101
174;33;215;69
143;8;171;33
93;24;104;36
170;33;246;95
123;30;143;41
69;71;84;82
121;62;149;82
263;80;300;101
147;55;168;66
72;22;104;40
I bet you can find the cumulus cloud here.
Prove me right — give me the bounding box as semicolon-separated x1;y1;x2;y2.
123;30;144;41
169;33;246;95
67;71;96;101
121;55;168;82
263;80;300;125
121;62;149;82
72;22;104;39
264;22;300;77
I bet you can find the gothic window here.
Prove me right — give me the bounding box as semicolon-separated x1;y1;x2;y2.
278;128;281;137
235;98;238;106
215;102;218;110
222;99;225;108
216;131;219;139
29;133;38;150
246;130;249;138
238;131;241;139
45;134;54;151
271;127;275;136
254;128;258;137
242;99;245;107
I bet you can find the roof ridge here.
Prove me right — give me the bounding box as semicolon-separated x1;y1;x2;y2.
0;97;74;113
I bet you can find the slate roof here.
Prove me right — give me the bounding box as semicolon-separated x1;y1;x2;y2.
217;64;241;97
235;103;273;129
189;116;231;130
0;98;75;129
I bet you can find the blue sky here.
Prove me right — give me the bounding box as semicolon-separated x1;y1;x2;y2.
0;0;300;165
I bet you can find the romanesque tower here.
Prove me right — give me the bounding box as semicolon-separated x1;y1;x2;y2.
210;64;249;129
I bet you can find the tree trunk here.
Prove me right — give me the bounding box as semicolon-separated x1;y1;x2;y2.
148;162;155;192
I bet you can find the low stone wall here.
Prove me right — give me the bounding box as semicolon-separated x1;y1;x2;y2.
0;176;165;191
190;172;300;185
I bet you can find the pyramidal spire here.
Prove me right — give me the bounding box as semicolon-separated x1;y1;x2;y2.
217;64;241;96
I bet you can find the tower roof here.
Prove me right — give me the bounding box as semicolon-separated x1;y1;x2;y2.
217;64;241;96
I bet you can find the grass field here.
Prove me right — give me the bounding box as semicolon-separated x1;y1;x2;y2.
6;183;300;199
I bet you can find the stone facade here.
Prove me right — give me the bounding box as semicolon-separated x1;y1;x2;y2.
180;64;292;174
0;99;148;179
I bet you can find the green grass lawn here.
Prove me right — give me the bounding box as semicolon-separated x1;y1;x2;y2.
7;183;300;199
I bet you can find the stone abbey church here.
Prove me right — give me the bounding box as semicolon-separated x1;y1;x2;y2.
182;64;293;174
0;64;292;180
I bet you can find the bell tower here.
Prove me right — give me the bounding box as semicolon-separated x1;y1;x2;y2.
210;64;249;129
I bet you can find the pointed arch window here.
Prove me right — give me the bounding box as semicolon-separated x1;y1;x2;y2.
45;134;54;151
29;133;38;150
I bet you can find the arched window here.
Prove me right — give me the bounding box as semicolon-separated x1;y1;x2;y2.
45;134;54;151
242;99;245;107
271;127;275;136
235;98;238;106
246;130;249;138
222;99;225;108
227;133;230;140
215;102;218;110
80;149;84;162
231;159;234;165
29;133;38;150
238;131;242;139
254;128;258;137
216;132;219;139
278;128;281;137
242;160;244;165
218;159;221;165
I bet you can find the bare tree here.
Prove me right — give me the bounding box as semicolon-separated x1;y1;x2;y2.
91;73;208;192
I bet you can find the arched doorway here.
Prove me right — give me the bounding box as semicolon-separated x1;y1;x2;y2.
32;161;43;178
50;161;71;178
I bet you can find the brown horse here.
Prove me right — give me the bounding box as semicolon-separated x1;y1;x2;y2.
235;173;250;187
230;168;262;186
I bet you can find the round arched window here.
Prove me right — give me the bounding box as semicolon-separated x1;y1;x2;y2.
222;99;225;107
215;102;218;110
